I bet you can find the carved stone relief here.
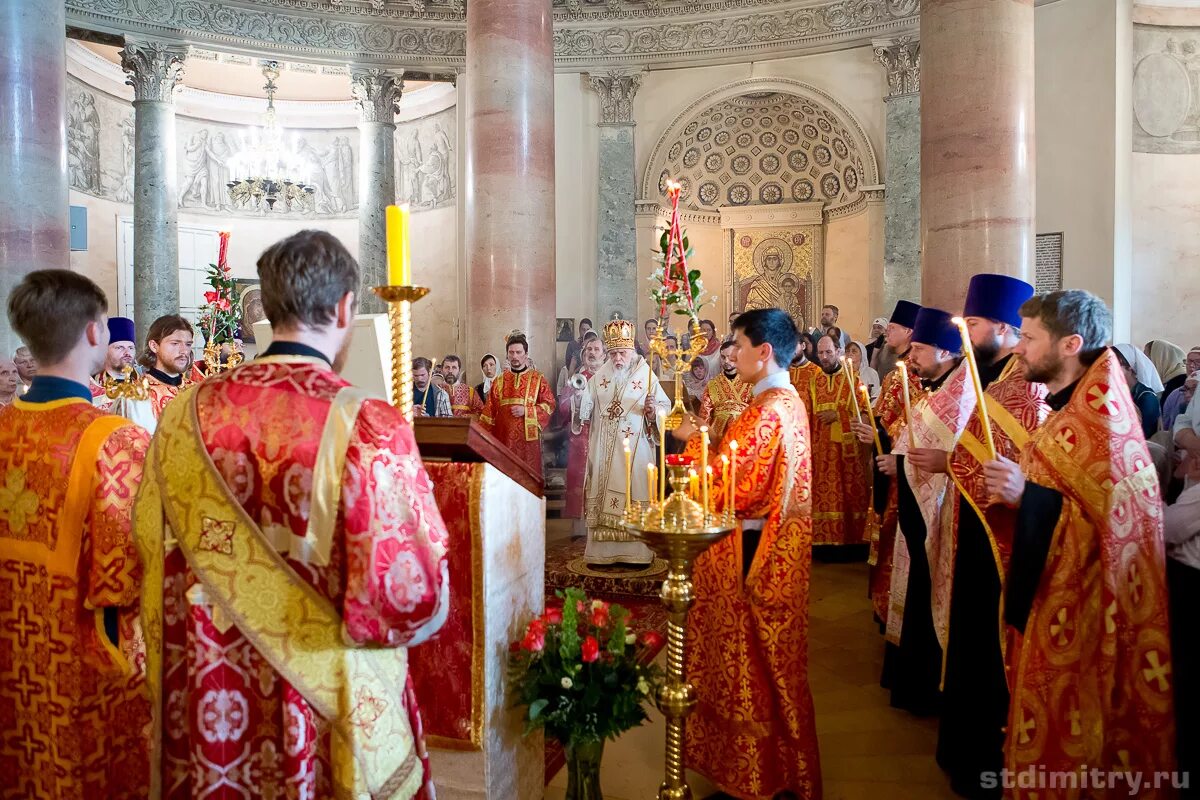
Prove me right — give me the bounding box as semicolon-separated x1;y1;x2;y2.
1134;24;1200;153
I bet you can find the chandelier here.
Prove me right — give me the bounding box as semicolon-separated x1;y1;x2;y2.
226;62;316;213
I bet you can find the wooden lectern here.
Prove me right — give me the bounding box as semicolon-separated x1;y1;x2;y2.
409;418;545;800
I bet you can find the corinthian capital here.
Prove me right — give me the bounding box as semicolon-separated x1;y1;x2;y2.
121;40;187;103
350;68;404;125
873;36;920;97
586;71;644;125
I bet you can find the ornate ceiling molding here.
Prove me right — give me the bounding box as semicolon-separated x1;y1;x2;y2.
66;0;919;70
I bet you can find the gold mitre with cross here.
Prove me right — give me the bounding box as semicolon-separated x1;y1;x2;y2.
603;318;636;350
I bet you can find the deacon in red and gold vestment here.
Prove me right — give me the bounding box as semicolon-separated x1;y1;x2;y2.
700;339;753;442
134;231;450;800
0;270;151;799
937;275;1049;796
479;332;556;480
674;308;821;800
142;314;196;420
559;332;604;522
985;291;1176;799
880;308;973;717
807;328;870;545
852;300;923;627
440;354;484;417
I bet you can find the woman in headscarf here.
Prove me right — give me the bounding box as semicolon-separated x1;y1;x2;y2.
1115;343;1164;438
1146;339;1188;403
847;340;881;400
476;353;498;401
681;356;710;414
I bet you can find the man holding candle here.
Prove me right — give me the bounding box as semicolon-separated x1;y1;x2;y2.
577;319;669;565
699;339;752;443
852;300;924;628
672;308;822;800
983;290;1177;797
875;307;973;716
479;332;556;480
807;328;871;546
412;357;452;417
937;274;1049;796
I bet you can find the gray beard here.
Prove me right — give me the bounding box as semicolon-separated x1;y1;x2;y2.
611;363;634;384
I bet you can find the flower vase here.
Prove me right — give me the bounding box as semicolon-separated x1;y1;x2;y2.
564;738;604;800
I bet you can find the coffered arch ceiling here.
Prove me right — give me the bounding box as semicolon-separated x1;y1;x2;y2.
66;0;920;71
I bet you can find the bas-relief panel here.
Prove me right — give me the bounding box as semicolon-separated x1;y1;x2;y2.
66;76;457;217
1134;24;1200;154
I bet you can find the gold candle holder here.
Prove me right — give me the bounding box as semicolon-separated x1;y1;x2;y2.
202;339;245;375
649;319;709;430
104;364;150;401
623;463;734;800
372;285;431;422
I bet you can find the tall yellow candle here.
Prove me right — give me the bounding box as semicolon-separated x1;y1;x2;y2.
658;410;667;502
861;384;884;456
623;437;632;513
385;204;412;285
720;454;730;514
728;439;739;515
897;362;915;449
952;316;997;460
647;464;656;507
705;465;714;518
699;426;710;516
842;356;862;419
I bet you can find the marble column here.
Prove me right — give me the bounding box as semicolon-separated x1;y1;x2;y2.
873;36;922;315
465;0;555;361
351;68;402;314
121;40;186;339
587;71;642;323
0;0;68;355
920;0;1035;311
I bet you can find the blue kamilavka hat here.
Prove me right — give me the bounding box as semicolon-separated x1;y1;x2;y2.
889;300;921;329
107;316;136;345
962;273;1035;327
911;308;963;352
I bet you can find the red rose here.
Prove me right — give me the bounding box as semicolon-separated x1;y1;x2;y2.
204;290;220;304
521;618;546;652
581;636;600;663
543;606;563;625
590;603;610;628
639;630;665;651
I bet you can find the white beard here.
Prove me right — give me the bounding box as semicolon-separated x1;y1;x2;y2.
610;362;634;383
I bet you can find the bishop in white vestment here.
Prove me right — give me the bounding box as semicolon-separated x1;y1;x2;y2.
578;319;670;565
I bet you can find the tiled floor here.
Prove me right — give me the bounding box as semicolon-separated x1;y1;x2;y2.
543;558;960;800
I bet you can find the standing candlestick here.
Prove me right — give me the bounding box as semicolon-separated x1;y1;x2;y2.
373;286;431;422
699;426;710;516
897;362;915;450
861;384;884;456
624;438;633;514
952;317;997;460
728;440;738;516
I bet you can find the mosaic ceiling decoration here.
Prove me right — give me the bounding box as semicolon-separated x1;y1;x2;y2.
654;92;868;212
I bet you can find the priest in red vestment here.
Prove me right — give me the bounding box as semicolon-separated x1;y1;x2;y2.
938;274;1049;796
807;327;870;545
1;270;151;799
559;332;604;522
441;354;484;417
479;332;556;480
985;291;1177;799
852;300;923;628
142;314;195;419
134;231;450;800
89;315;138;412
673;308;821;800
699;340;752;443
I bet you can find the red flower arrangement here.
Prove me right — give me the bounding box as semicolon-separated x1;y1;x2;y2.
508;587;662;749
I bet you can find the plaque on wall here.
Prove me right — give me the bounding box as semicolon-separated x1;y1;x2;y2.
1035;233;1064;294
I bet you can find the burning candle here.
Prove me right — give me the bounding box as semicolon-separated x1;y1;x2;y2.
385;204;411;285
700;426;710;516
689;469;699;500
720;454;730;514
728;439;739;515
623;437;632;513
953;316;997;461
861;384;884;456
647;464;656;507
897;362;915;450
843;356;861;419
705;465;714;518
